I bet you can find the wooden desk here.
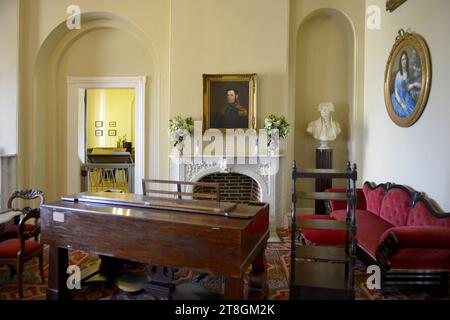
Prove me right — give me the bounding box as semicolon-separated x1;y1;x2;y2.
40;193;269;300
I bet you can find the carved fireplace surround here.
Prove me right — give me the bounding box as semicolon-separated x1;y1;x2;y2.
170;155;287;235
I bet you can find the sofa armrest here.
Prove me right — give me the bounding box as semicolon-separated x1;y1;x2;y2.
376;226;450;270
381;226;450;249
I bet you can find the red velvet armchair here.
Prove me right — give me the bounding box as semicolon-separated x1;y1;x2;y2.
0;207;44;299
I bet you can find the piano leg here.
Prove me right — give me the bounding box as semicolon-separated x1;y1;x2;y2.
248;245;268;299
224;276;244;300
224;245;268;300
46;246;70;300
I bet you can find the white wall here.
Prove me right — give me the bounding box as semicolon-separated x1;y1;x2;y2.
363;0;450;210
0;0;19;155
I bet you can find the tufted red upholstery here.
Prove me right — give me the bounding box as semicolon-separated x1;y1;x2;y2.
300;182;450;272
379;189;411;227
325;188;367;212
407;202;450;228
0;239;43;258
363;184;384;216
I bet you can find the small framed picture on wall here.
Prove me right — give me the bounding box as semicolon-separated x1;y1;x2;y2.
95;130;103;137
95;121;103;128
109;121;116;127
108;130;117;137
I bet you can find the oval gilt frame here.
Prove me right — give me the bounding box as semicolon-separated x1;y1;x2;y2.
384;30;432;127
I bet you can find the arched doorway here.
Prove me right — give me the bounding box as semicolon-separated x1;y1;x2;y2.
25;12;158;200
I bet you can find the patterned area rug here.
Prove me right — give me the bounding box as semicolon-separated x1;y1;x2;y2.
0;234;448;300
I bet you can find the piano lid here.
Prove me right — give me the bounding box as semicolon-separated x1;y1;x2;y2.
60;192;253;218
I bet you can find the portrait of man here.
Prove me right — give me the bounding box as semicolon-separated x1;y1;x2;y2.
203;74;257;131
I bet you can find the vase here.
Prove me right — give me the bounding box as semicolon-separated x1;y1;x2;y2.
267;138;278;155
174;141;184;157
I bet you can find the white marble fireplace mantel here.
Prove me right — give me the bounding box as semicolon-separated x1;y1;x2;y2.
169;155;287;233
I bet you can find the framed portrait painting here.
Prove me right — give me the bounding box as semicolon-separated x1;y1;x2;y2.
384;30;431;127
203;74;257;131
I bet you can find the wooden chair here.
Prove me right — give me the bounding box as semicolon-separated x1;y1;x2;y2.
0;207;44;299
142;179;220;201
1;189;45;241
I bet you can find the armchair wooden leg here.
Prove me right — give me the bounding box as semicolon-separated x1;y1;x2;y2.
8;265;16;279
39;253;45;283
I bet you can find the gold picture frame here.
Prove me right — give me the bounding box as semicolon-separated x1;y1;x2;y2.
386;0;407;12
203;74;257;131
384;30;431;127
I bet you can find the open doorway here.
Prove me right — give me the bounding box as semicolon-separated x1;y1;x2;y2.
66;76;146;195
84;88;135;192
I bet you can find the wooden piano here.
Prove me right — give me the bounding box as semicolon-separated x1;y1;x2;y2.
40;192;269;300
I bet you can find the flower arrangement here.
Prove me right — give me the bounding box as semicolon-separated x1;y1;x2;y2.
264;115;290;154
168;116;194;150
264;114;290;141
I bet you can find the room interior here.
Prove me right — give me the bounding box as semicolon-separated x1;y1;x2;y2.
0;0;449;301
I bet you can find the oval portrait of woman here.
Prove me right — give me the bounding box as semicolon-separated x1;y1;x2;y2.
384;30;432;127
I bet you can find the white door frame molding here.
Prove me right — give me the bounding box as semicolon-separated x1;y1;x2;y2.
66;76;146;194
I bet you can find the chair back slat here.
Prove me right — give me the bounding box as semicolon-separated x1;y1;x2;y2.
7;189;45;211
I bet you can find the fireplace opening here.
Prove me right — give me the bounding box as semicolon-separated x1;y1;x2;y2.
194;173;261;204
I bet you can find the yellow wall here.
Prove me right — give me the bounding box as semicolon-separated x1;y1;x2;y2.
86;89;135;149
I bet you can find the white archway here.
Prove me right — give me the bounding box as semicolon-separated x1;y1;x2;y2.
27;12;160;200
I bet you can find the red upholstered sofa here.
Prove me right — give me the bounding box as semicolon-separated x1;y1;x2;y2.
299;182;450;289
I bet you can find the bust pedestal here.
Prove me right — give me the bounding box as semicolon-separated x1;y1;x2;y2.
315;148;332;215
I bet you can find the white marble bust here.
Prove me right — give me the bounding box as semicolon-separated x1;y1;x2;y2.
306;102;341;149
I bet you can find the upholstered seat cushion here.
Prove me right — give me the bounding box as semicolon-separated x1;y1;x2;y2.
332;209;394;257
390;248;450;270
0;239;43;258
1;223;36;240
298;214;346;246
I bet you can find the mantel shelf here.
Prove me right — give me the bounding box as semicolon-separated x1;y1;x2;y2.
169;154;285;159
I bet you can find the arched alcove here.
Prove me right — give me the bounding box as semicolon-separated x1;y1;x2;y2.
294;8;356;209
24;12;159;201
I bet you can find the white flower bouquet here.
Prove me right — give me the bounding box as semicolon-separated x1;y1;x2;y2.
168;116;194;149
